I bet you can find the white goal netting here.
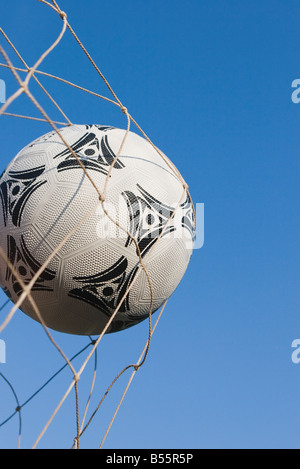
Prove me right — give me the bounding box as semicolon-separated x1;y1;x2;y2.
0;0;195;449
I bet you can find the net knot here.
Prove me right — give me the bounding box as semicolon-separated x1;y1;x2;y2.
20;81;28;93
120;106;128;115
73;373;80;383
59;10;67;21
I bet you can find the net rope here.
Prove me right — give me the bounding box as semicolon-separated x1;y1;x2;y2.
0;0;194;449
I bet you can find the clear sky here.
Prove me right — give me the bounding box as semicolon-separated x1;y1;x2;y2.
0;0;299;449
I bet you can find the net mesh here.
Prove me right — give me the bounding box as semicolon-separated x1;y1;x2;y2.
0;0;194;449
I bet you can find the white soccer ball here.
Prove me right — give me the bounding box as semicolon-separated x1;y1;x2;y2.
0;125;195;335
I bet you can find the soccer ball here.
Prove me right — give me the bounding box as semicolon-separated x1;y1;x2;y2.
0;125;195;335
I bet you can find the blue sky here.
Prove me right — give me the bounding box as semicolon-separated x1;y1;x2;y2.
0;0;299;449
